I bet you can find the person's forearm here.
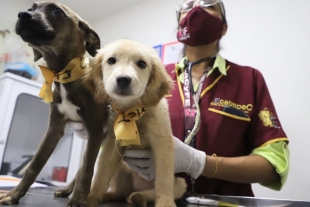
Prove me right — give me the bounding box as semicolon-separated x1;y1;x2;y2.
201;154;280;184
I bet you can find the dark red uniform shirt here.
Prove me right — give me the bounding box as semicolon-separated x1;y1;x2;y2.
165;60;288;196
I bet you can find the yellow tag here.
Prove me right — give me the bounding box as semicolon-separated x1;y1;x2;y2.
113;105;147;146
38;65;55;103
38;57;89;103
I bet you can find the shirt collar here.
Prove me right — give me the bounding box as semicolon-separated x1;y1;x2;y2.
212;54;227;76
176;54;227;77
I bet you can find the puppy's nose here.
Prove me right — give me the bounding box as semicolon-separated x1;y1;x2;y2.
18;11;33;19
116;75;132;89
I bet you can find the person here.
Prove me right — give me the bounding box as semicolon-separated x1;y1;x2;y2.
70;0;289;197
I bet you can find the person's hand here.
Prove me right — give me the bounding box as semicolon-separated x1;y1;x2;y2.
123;136;206;181
68;122;88;139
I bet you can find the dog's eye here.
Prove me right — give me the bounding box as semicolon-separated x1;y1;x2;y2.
107;57;116;65
137;60;146;69
53;8;64;15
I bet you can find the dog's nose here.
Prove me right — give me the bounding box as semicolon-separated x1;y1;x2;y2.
116;75;132;89
18;11;33;19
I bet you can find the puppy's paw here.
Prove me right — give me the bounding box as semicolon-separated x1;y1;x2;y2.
87;194;100;207
155;198;176;207
54;189;73;198
100;192;118;203
0;191;22;205
67;198;88;207
87;201;98;207
0;193;7;199
0;195;20;205
155;204;177;207
127;192;147;207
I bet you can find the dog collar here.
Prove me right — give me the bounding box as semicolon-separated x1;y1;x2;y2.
38;56;89;103
112;104;147;146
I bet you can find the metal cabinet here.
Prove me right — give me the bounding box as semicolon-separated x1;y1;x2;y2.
0;73;84;185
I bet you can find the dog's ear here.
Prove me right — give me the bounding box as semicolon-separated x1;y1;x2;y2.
84;51;107;103
142;53;174;107
32;48;43;62
78;21;101;57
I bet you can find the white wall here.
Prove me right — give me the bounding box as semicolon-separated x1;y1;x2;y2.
92;0;310;201
0;1;36;76
92;0;181;47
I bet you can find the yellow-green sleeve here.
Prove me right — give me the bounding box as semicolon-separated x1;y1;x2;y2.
251;141;290;190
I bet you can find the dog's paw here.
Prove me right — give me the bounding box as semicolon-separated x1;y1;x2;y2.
126;192;147;207
0;193;7;199
0;195;20;205
54;189;73;198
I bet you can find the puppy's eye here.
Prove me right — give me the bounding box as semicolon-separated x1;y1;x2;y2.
137;60;146;69
53;8;64;15
107;57;116;65
27;8;33;12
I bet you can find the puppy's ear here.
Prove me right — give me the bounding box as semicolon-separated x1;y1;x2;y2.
78;21;101;57
32;48;42;62
84;51;107;103
142;53;174;107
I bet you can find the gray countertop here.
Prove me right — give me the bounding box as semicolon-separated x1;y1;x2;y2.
1;187;309;207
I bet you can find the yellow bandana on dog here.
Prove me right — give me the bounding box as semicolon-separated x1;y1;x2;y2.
113;105;147;146
38;57;89;103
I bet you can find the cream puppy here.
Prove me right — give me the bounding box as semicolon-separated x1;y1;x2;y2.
85;39;187;207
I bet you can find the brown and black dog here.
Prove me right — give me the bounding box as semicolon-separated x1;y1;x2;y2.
0;2;108;206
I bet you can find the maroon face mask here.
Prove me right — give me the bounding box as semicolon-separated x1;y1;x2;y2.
177;6;224;46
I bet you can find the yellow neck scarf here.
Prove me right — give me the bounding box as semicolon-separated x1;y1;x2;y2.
112;104;147;146
38;56;89;103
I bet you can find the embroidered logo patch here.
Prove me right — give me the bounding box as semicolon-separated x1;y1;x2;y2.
210;98;253;114
258;107;280;128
